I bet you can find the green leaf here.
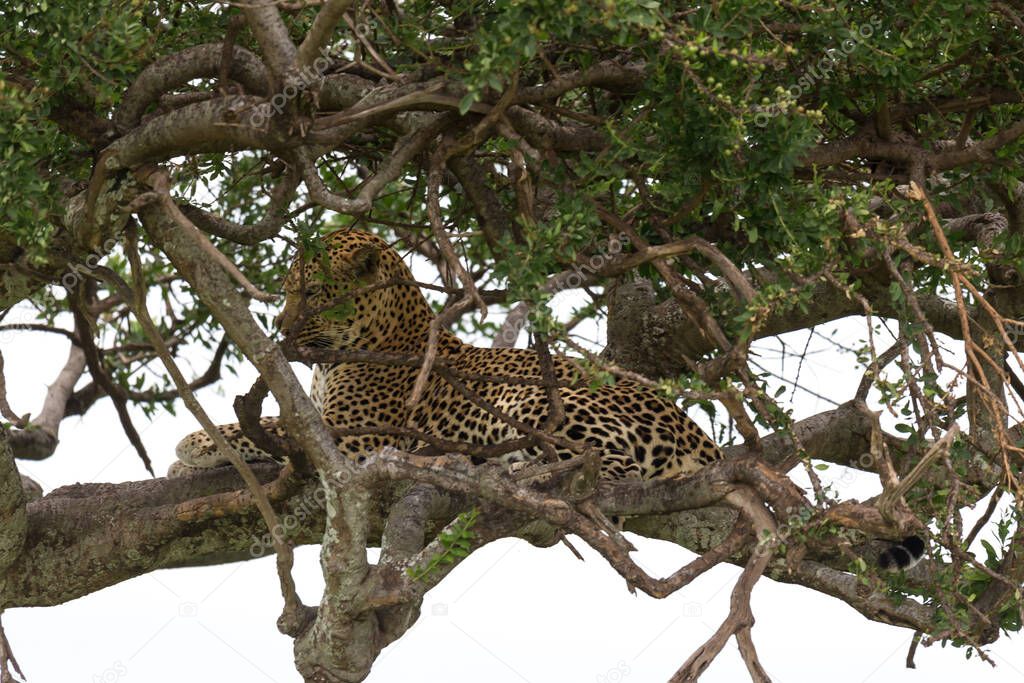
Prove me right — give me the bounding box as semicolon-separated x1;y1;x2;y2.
458;92;477;115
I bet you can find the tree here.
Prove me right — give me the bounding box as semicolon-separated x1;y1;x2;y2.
2;0;1024;680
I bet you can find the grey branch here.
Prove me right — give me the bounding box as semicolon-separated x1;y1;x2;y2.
9;345;86;460
242;2;298;81
0;455;939;639
114;44;269;132
296;0;353;70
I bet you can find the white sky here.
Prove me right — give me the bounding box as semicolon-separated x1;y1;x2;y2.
3;272;1024;683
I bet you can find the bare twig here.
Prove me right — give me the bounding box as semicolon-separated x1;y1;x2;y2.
426;149;488;318
670;488;776;683
342;12;397;77
877;424;960;516
69;303;154;475
0;613;24;683
404;296;475;417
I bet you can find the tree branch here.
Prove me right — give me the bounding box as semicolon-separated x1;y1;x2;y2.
242;1;298;81
0;429;26;575
296;0;353;70
114;44;269;132
7;344;85;461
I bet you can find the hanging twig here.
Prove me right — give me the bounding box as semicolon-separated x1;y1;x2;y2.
69;302;154;476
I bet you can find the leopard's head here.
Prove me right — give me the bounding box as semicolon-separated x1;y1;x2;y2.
276;230;430;352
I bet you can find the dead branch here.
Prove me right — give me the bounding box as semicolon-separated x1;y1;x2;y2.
671;488;776;682
7;345;86;460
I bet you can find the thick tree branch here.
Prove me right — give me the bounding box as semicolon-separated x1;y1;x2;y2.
8;345;86;461
114;44;269;132
296;0;352;70
604;276;963;381
0;430;26;575
106;96;280;170
0;453;941;641
242;2;298;81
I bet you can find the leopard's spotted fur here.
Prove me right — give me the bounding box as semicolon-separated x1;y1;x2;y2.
172;230;723;479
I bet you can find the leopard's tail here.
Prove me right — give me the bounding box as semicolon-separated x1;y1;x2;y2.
877;535;925;570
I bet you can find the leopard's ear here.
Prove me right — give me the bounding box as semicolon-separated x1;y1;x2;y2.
350;244;381;280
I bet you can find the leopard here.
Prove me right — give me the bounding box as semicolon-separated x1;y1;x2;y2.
172;229;725;483
172;229;926;570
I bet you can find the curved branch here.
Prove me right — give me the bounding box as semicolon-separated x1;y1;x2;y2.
107;96;281;170
302;114;447;214
114;44;270;132
179;164;301;244
8;345;85;460
516;60;646;104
